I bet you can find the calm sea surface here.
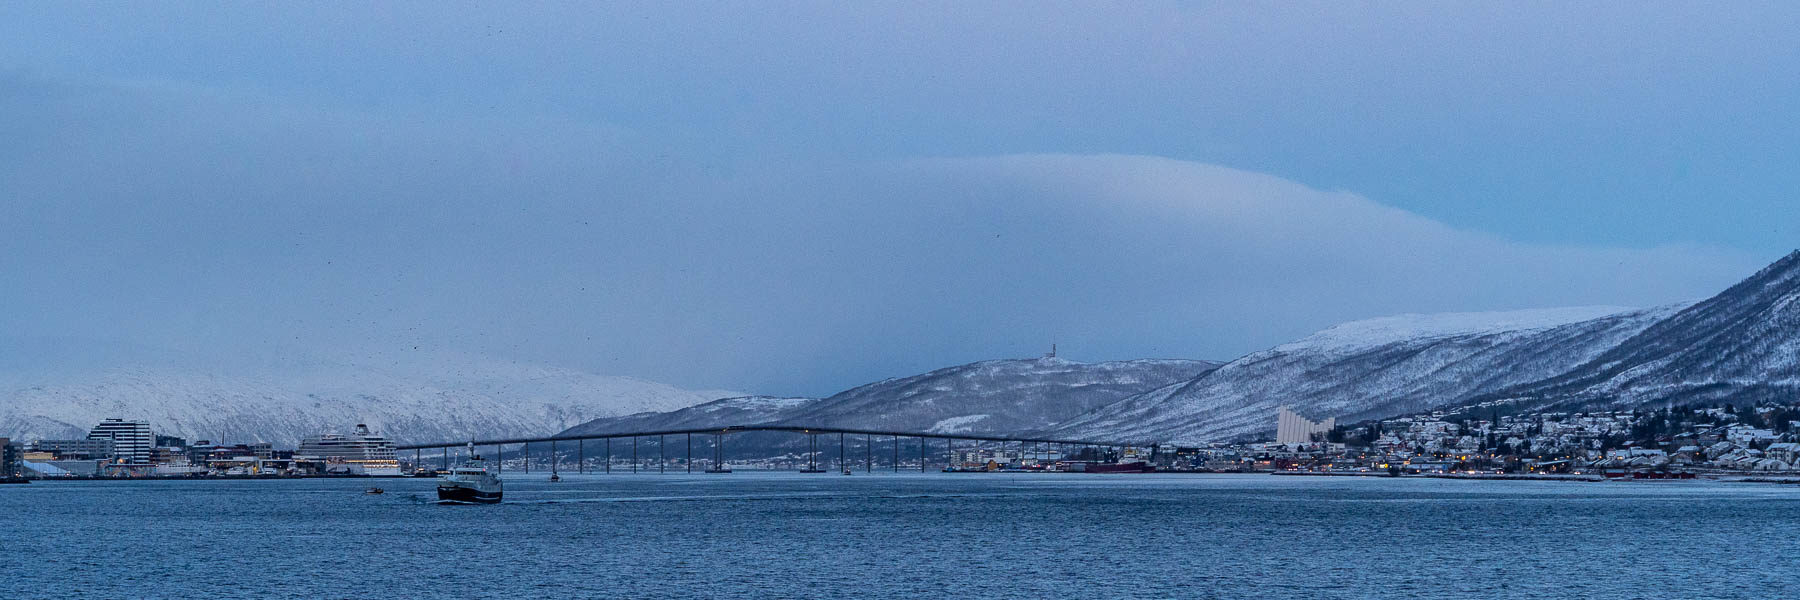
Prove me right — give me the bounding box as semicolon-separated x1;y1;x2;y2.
3;473;1796;599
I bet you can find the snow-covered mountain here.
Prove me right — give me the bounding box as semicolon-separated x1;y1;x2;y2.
23;250;1795;451
776;357;1220;434
1047;306;1681;444
1052;250;1800;445
0;352;738;446
559;396;818;437
1484;250;1800;410
557;357;1221;442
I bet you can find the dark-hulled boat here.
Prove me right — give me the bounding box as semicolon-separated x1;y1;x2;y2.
1083;461;1155;474
437;443;503;504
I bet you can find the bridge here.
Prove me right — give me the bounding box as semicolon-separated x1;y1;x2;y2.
395;425;1144;474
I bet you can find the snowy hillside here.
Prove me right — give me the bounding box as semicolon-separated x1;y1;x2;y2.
556;357;1221;448
1487;250;1800;409
0;353;737;446
1048;305;1685;444
559;396;818;437
1053;251;1800;445
1284;306;1638;353
775;357;1221;434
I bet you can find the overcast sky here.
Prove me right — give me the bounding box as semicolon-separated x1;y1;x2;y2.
2;3;1794;396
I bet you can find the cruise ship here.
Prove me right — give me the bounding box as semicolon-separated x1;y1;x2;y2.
297;424;401;476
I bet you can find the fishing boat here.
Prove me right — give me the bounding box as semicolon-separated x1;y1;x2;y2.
437;443;503;504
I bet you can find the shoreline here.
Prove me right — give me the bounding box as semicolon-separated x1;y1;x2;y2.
13;469;1800;484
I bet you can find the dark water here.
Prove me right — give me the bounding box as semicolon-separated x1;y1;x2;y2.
3;473;1796;599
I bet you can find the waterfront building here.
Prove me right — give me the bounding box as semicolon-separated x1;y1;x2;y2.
297;424;400;475
197;444;256;464
23;459;103;477
149;447;187;465
29;438;115;460
187;441;218;465
87;419;155;465
1275;407;1335;445
1766;442;1800;465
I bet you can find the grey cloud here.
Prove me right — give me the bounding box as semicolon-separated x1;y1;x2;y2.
0;73;1765;396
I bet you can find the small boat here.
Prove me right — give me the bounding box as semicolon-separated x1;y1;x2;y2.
548;473;561;482
365;487;385;495
0;476;29;485
437;443;503;504
798;468;826;474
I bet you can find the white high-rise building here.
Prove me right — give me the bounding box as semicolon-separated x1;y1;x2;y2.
1275;407;1335;445
88;418;155;465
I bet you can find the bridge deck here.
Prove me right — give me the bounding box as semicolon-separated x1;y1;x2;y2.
395;424;1139;450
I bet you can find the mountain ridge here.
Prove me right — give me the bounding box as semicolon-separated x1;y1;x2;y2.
1050;250;1800;444
0;354;738;446
1044;304;1684;444
559;357;1223;443
1478;250;1800;410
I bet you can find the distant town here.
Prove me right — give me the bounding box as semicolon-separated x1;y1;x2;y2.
5;401;1800;482
1170;402;1800;479
1;420;403;479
